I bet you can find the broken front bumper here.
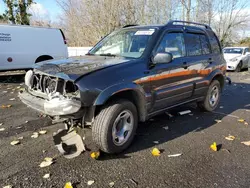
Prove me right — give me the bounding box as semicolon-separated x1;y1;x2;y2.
19;90;82;116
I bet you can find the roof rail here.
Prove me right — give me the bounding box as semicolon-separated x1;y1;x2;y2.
167;20;211;30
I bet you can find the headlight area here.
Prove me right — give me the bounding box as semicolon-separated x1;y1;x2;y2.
230;58;238;62
20;70;83;117
44;93;82;116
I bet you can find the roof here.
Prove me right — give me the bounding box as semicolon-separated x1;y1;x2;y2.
0;24;59;30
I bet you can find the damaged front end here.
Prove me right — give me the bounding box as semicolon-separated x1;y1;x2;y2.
19;70;86;158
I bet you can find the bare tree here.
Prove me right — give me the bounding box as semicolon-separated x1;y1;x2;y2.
181;0;191;21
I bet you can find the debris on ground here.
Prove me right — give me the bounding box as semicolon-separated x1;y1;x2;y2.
64;182;73;188
109;182;115;187
31;132;39;138
178;110;191;115
215;119;222;123
39;130;47;135
238;119;245;123
168;153;182;157
0;123;3;126
3;185;12;188
10;140;20;145
25;120;29;123
9;98;15;101
43;173;50;179
153;141;159;144
39;157;54;168
18;136;24;140
87;180;95;185
0;128;5;131
162;126;169;130
129;178;138;186
90;151;100;160
241;141;250;146
1;104;12;108
165;112;174;118
244;122;248;126
221;149;231;154
210;142;217;151
225;135;236;141
151;148;161;156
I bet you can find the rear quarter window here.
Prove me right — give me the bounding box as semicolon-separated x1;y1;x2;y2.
208;32;221;54
200;34;211;54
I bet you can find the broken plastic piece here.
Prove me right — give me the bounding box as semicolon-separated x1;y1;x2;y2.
178;110;191;115
53;129;86;159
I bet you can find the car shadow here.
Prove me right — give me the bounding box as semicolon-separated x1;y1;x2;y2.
0;74;24;84
100;79;250;160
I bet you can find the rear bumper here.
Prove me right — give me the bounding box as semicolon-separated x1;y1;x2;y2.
19;90;82;116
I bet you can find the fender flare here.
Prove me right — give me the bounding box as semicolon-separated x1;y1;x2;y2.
207;68;225;87
94;82;147;121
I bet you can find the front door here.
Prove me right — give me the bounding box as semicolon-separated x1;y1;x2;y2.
149;31;194;113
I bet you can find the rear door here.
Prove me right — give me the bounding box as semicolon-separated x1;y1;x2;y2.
184;31;213;98
149;30;194;113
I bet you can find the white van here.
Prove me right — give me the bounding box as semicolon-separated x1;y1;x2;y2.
0;25;68;71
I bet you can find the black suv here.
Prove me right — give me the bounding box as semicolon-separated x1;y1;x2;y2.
20;20;226;157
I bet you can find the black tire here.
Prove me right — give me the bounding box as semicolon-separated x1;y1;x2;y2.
92;99;138;153
198;80;221;112
235;62;242;72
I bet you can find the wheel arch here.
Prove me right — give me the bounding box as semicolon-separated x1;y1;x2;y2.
209;71;225;89
35;55;53;63
93;84;147;122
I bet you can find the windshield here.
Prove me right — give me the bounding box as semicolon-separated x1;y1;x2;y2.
89;28;156;58
223;48;243;54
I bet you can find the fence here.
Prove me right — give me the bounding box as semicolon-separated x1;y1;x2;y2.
68;47;92;57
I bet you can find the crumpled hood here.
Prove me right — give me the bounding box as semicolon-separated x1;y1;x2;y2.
34;56;130;81
223;53;242;61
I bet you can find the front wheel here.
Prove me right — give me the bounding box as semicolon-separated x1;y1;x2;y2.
92;100;138;153
198;80;221;112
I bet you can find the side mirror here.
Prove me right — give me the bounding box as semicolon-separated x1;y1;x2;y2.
153;53;173;64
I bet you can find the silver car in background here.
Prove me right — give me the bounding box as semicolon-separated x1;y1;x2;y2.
223;47;250;72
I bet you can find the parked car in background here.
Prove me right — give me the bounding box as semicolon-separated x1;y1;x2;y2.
20;20;226;158
0;24;68;71
223;47;250;72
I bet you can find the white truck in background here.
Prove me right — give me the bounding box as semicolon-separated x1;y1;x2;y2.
0;24;68;71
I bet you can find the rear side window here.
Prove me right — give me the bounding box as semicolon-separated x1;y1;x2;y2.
244;48;249;54
200;35;211;54
156;32;185;59
185;33;202;56
208;33;221;54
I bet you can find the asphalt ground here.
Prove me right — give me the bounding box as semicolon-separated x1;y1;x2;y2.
0;71;250;188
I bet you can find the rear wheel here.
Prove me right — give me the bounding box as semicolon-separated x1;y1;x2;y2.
235;62;242;72
198;80;221;112
92;99;138;153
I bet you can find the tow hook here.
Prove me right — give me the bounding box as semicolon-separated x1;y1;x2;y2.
53;121;86;159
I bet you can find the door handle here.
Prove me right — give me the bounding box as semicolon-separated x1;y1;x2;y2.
208;58;213;64
182;62;189;69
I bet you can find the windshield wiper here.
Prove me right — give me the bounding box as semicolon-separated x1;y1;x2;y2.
99;53;118;57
